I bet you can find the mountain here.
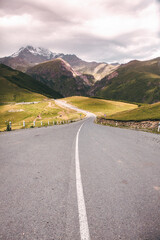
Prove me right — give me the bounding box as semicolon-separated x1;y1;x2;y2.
26;58;91;97
0;46;118;81
0;46;57;72
54;53;119;81
62;55;119;81
75;62;119;81
0;64;62;103
90;58;160;104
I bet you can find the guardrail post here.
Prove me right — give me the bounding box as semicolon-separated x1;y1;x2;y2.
9;121;12;130
33;121;35;127
41;121;43;126
23;121;25;127
48;121;49;126
158;121;160;132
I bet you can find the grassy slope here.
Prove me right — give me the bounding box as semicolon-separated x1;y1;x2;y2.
96;59;160;103
0;64;62;103
0;76;46;103
0;100;84;131
106;102;160;121
63;96;137;116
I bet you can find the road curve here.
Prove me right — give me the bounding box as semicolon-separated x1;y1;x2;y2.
55;99;96;118
0;117;160;240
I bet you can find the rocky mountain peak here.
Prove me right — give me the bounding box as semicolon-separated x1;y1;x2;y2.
11;45;56;59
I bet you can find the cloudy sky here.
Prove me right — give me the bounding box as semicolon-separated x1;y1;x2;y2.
0;0;160;63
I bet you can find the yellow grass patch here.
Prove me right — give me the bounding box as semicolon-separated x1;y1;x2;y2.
63;96;137;116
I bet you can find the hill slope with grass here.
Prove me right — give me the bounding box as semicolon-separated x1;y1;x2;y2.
0;100;84;131
63;96;137;116
27;59;91;97
0;64;62;103
106;102;160;121
90;58;160;103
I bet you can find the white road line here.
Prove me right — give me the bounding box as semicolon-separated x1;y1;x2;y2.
75;123;90;240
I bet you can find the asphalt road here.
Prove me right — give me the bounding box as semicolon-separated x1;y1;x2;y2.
0;117;160;240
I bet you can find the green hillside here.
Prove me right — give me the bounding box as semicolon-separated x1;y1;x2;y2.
106;102;160;121
0;64;62;103
0;77;46;103
95;58;160;104
64;96;137;116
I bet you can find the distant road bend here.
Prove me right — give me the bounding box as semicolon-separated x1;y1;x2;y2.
55;99;96;118
0;101;160;240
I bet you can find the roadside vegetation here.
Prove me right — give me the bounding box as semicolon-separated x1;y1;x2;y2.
105;102;160;121
63;96;137;116
0;100;84;131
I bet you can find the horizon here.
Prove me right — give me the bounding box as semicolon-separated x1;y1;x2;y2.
0;0;160;63
1;44;160;65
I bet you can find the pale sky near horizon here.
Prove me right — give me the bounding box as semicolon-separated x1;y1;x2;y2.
0;0;159;63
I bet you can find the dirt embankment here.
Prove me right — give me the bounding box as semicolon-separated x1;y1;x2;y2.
96;118;160;132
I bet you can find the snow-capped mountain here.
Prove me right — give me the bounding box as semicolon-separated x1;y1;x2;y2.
11;45;57;59
0;45;60;72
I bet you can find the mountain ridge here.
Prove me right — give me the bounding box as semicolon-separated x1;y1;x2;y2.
26;58;91;97
0;46;119;81
90;58;160;103
1;46;160;104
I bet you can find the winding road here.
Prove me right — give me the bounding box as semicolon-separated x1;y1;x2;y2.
0;104;160;240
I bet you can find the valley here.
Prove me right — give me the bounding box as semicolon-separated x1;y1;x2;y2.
0;46;160;133
1;46;160;104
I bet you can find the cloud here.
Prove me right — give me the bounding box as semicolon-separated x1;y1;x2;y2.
99;0;152;15
0;0;159;63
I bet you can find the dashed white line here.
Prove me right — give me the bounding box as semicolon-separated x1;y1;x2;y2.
75;123;90;240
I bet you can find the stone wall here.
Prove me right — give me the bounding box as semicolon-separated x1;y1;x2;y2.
96;118;160;131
